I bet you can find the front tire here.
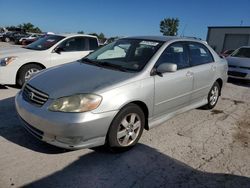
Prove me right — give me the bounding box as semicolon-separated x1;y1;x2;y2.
16;64;43;87
203;81;221;109
107;104;145;151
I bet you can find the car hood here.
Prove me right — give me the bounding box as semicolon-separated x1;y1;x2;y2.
0;47;37;58
28;61;137;99
226;56;250;67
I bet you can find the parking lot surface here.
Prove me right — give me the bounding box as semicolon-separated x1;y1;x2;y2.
0;42;250;187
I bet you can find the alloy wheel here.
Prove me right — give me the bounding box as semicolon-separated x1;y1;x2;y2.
24;68;40;81
209;85;219;106
116;113;142;147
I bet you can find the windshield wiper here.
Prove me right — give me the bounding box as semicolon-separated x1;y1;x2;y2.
98;61;129;72
82;58;129;72
81;58;102;67
23;46;32;49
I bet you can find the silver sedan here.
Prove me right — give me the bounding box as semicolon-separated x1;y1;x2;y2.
15;36;228;151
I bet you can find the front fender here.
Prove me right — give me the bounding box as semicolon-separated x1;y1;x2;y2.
93;77;154;117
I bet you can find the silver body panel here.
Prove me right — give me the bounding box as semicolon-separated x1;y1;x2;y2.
227;56;250;80
15;36;228;149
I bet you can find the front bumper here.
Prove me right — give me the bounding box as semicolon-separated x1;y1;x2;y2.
228;67;250;80
0;66;17;85
15;91;118;149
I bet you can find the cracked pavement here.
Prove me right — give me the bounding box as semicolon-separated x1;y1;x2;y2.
0;43;250;188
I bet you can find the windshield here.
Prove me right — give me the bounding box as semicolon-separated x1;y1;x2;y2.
25;35;65;50
85;39;163;72
231;47;250;58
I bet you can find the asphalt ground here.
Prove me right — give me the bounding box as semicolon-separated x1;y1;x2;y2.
0;42;250;188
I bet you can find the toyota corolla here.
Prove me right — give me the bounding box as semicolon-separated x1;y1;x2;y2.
15;36;228;151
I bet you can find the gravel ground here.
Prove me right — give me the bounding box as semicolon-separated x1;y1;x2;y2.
0;42;250;188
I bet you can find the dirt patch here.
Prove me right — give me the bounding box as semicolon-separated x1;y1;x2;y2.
233;113;250;148
221;97;245;105
211;109;224;115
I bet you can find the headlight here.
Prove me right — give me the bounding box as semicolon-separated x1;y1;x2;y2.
48;94;102;113
0;56;17;66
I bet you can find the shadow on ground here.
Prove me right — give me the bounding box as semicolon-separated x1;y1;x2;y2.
1;97;250;187
0;97;67;154
25;144;250;188
228;78;250;88
0;84;20;89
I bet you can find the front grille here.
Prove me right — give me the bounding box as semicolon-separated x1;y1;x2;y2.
22;84;49;106
228;71;247;78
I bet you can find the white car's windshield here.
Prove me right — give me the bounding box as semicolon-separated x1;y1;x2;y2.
25;35;65;51
84;39;164;72
231;47;250;58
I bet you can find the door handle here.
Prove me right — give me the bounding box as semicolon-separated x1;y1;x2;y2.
186;71;194;77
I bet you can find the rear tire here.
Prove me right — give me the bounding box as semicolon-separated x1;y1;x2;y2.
107;104;145;152
202;81;221;109
16;64;43;87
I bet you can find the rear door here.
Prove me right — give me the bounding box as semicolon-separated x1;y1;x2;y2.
153;42;193;116
187;42;216;103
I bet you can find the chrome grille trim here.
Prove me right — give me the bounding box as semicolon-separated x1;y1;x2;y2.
22;84;49;106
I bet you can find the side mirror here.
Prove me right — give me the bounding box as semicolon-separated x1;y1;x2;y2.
156;63;177;74
53;47;63;54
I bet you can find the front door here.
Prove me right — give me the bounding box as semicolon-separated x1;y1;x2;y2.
154;42;193;116
50;37;91;67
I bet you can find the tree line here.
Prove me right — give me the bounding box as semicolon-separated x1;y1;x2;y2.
4;17;180;38
6;23;42;33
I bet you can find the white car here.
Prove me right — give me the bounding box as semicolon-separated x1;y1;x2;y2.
0;34;98;86
18;33;42;44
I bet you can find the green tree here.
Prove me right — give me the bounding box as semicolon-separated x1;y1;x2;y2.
19;22;42;33
160;18;179;36
77;30;84;34
6;25;17;31
98;32;105;40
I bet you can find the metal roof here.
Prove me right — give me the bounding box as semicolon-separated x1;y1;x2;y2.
124;35;206;43
208;26;250;29
56;33;98;38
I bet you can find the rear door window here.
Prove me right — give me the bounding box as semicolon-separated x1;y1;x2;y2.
188;42;214;66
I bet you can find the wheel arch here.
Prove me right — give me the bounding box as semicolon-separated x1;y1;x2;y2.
16;62;46;84
215;78;223;95
119;100;150;130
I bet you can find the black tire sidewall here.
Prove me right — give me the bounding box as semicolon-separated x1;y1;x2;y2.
107;104;145;149
17;64;42;87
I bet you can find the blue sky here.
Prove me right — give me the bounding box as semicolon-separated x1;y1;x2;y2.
0;0;250;39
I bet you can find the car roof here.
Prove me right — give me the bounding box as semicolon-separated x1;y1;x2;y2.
124;35;206;43
57;33;98;38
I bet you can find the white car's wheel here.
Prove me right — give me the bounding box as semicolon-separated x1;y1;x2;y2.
17;64;43;87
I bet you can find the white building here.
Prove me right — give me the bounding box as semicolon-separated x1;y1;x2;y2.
206;26;250;53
